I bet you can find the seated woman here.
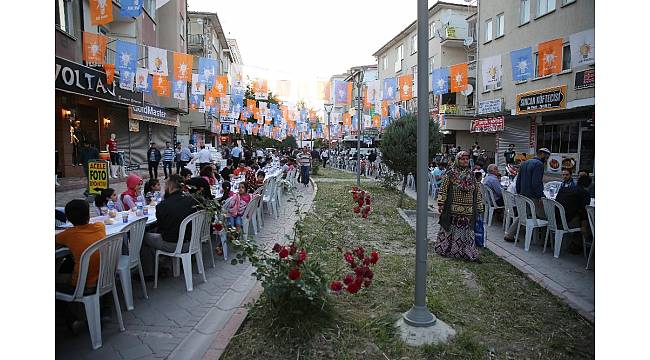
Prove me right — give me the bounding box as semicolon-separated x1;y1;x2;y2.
94;188;125;212
121;174;143;210
219;181;233;205
249;171;265;193
143;178;161;205
224;183;253;231
187;177;214;202
200;165;218;186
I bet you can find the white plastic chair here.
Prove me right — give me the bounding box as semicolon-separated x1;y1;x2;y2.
544;181;562;192
154;210;208;292
253;184;266;229
55;232;126;350
541;198;582;258
241;195;261;241
481;184;505;227
501;190;519;232
201;212;216;268
585;205;595;269
116;217;148;311
514;194;548;251
263;176;279;219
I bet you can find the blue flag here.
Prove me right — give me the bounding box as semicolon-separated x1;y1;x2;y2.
431;68;449;95
199;58;219;86
115;40;138;73
510;47;533;82
120;0;143;17
140;74;152;93
383;77;397;101
334;81;349;104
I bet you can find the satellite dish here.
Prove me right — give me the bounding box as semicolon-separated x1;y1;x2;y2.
463;37;474;46
461;84;473;96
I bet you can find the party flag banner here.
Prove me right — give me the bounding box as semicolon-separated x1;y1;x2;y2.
230;63;244;89
103;64;115;85
367;80;380;108
191;73;205;95
214;76;228;97
199;58;218;86
431;67;449;95
148;46;168;76
90;0;113;25
173;52;193;81
82;32;107;65
116;40;138;73
537;38;563;77
119;70;135;91
253;79;269;100
190;94;202;111
449;63;468;92
334;80;350;105
381;100;389;117
173;80;186;101
120;0;143;17
322;81;331;101
510;47;533;82
382;77;397;101
275;80;291;99
398;75;413;101
246;99;256;112
481;54;502;87
135;68;150;92
570;28;595;68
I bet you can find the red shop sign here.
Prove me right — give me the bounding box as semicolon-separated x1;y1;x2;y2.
470;116;505;133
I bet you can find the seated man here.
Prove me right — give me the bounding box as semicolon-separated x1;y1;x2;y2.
483;164;504;207
560;169;576;188
141;175;200;277
555;174;591;254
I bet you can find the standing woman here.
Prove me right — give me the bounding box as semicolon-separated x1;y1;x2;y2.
434;151;484;262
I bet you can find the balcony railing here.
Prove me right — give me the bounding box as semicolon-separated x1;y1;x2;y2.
187;34;203;47
436;104;476;117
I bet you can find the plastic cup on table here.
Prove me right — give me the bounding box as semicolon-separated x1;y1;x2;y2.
121;212;129;224
143;205;149;216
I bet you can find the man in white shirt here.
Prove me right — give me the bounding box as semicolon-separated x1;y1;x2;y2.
320;148;330;168
256;148;265;158
195;145;212;172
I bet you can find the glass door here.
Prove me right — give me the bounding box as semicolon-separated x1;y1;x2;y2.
578;127;595;174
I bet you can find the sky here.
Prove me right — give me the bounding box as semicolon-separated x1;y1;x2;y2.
188;0;472;81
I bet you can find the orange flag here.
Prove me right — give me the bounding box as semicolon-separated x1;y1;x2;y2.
449;63;468;93
363;86;371;109
372;115;381;128
381;100;389;117
322;81;331;101
252;79;268;95
343;113;352;126
103;64;115;84
399;75;414;101
246;99;256;111
214;76;228;97
240;112;247;121
205;89;216;109
275;80;291;98
253;108;260;120
347;82;353;105
281;105;289;120
157;79;170;97
173;52;193;81
537;38;563;77
82;32;107;65
89;0;113;26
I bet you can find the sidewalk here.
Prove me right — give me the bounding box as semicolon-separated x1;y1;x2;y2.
55;181;316;359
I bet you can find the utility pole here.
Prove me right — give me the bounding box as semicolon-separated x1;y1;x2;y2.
403;0;436;328
355;70;363;186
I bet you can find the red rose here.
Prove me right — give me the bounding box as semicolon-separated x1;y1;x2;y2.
354;247;365;259
296;249;307;265
365;268;374;280
343;274;354;285
353;275;363;287
213;223;223;232
353;206;361;214
363;279;372;288
362;212;369;219
347;282;360;294
370;251;379;264
352;193;359;201
272;243;281;253
365;197;372;205
279;248;289;259
344;252;354;263
362;257;370;266
360;191;365;197
288;268;301;280
289;243;297;255
354;267;364;277
330;281;343;292
358;198;364;207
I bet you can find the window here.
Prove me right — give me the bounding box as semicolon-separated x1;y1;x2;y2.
411;34;417;54
412;65;417;96
496;13;505;37
562;43;571;71
56;0;74;36
429;22;436;39
536;0;556;17
561;0;576;5
534;52;539;77
382;56;387;70
520;0;530;24
179;15;185;39
484;19;493;42
468;21;476;41
537;123;580;153
395;45;403;72
144;0;156;19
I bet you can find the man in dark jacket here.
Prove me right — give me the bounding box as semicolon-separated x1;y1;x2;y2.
555;174;592;254
141;175;200;277
504;147;550;241
147;142;162;179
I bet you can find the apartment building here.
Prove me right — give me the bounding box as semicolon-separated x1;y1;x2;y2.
477;0;595;173
55;0;187;177
182;11;239;147
373;1;479;154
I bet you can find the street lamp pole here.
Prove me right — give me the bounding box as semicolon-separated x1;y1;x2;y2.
324;103;334;154
403;0;436;327
355;71;363;187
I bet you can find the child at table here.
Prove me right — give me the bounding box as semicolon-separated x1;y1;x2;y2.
55;199;110;331
94;188;125;212
121;174;143;210
219;181;233;205
225;183;253;230
144;178;161;205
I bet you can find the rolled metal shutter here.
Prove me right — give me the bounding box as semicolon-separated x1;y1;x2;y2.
495;117;530;169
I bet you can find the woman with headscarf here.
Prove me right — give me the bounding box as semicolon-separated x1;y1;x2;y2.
121;174;143;210
434;151;484;262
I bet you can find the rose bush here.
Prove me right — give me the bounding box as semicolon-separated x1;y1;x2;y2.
330;246;380;295
350;186;373;218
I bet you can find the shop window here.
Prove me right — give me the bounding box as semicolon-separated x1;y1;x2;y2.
538;123;580;153
441;92;456;105
56;0;74;36
568;124;579;153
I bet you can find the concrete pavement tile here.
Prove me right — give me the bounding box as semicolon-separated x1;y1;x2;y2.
118;344;153;360
214;289;247;311
167;331;214;360
141;334;181;353
195;307;235;335
202;349;224;360
108;332;143;350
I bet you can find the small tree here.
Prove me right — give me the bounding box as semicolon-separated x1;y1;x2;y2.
281;135;298;150
379;114;442;207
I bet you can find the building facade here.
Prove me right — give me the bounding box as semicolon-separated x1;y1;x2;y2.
373;1;479;156
55;0;187;177
477;0;595;174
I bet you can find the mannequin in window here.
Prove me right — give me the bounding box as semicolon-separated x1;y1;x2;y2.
106;133;120;179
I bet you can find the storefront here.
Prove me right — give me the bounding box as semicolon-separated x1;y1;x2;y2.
55;56;143;177
126;104;180;167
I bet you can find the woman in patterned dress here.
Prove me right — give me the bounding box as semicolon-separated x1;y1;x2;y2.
434;151;484;262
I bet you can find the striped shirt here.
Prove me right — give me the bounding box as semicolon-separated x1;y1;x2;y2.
163;147;175;162
297;153;311;167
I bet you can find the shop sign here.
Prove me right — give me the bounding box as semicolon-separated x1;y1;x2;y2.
516;85;566;115
129;104;180;127
529;115;537;153
439;104;459;115
129;119;139;132
470;116;504;133
574;68;595;90
478;98;503;115
55;56;143;107
364;128;379;136
87;160;109;195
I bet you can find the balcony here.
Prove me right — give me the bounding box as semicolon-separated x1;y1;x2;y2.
440;26;465;48
436;104;476;117
187;34;204;53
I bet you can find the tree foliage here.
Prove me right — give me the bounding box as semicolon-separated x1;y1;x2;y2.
281;136;298;149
